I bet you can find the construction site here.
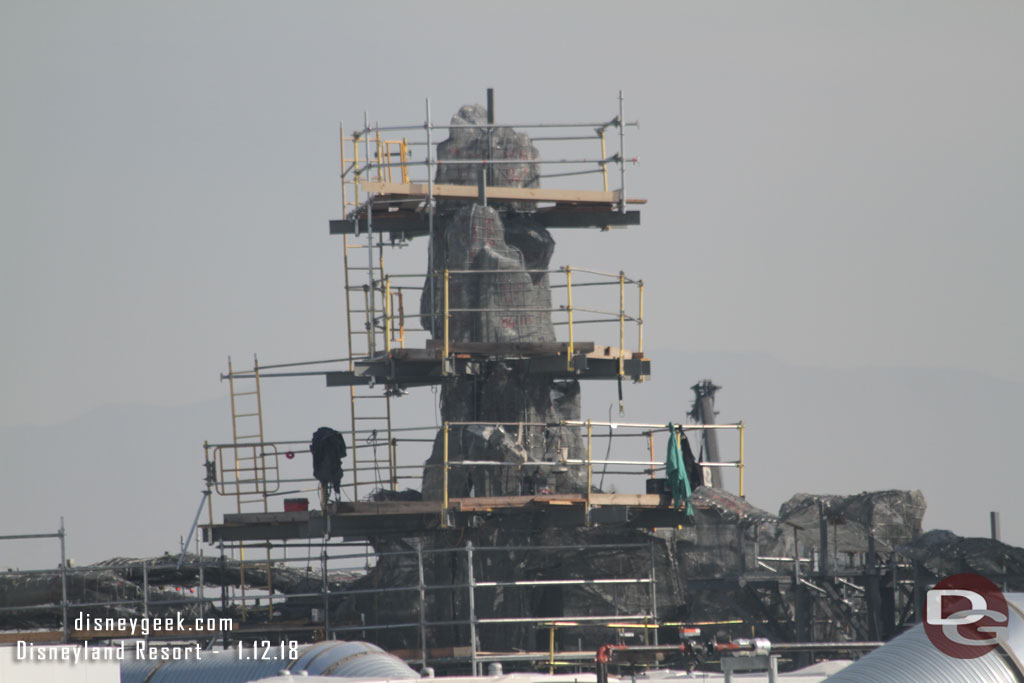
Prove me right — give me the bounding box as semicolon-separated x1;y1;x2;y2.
4;91;1024;682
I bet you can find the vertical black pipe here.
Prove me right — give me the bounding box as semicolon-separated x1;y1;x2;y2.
485;89;494;187
818;500;831;576
689;380;723;488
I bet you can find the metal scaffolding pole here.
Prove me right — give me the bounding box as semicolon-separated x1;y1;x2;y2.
649;540;658;646
59;518;68;643
618;90;626;213
322;548;330;638
466;541;478;676
417;538;427;668
426;98;436;333
142;561;149;647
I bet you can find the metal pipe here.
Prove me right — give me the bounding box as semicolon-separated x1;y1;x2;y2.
426;98;435;332
198;550;205;623
443;420;553;427
384;277;392;356
340;123;346;219
561;305;635;318
59;518;68;643
618;271;625;379
757;556;814;564
533;134;604;142
447;306;564;313
332;541;651;557
637;281;644;356
467;542;478;676
0;532;62;540
363;120;638;133
648;433;655;478
552;318;631;326
178;490;210;570
475;652;596;663
442;422;449;526
618;91;626;212
445;459;668;467
352;124;361;215
548;625;556;674
454;542;650;553
769;642;883;651
739;421;745;497
564;420;740;430
352;156;622;182
224;357;350;374
440;267;639;283
445;267;591;275
566;266;574;370
142;561;149;646
477;614;650;625
538;169;607;180
367;200;375;362
550;280;627;289
321;548;329;637
417;538;427;668
375;126;384;182
560;266;642;281
600;129;608;192
649;541;658;646
586;421;593;521
434;156;618;166
443;269;450;373
473;578;650;588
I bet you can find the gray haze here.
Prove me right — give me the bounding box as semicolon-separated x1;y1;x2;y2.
2;2;1022;565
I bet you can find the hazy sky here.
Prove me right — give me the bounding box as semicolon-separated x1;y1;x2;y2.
2;2;1023;556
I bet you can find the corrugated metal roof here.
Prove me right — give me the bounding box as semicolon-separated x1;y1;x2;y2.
120;640;417;683
822;592;1024;682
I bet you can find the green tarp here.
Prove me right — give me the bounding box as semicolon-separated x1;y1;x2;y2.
665;423;694;517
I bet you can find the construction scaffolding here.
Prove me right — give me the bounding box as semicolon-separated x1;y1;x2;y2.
13;92;1014;678
202;92;661;519
188;94;699;666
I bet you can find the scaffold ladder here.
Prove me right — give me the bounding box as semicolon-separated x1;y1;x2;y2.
223;355;276;620
342;236;397;500
224;355;278;512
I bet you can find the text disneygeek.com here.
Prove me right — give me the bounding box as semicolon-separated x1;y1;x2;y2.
9;612;308;664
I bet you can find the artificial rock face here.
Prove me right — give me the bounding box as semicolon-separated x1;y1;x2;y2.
419;106;585;499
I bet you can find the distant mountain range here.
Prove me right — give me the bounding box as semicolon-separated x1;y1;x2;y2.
3;351;1020;568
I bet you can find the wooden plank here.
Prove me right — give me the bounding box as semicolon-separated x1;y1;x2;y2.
589;493;665;507
361;181;646;205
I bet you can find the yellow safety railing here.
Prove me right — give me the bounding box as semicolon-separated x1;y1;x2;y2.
339;129;410;219
438;420;747;524
438;266;644;375
338;105;631;225
211;444;281;500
